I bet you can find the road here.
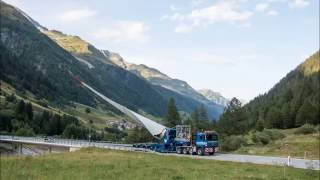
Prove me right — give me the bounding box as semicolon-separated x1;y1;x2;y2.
156;152;320;170
1;135;319;170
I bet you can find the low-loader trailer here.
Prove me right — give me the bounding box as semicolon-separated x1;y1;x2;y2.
136;125;219;155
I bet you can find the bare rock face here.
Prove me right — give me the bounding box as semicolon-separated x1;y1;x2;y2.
198;89;230;107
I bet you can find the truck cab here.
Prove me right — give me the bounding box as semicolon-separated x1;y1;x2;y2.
193;131;219;155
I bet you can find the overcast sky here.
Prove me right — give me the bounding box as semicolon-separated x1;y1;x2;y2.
4;0;319;101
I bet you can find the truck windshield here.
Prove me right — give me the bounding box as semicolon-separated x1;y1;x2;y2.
168;129;176;140
206;133;218;141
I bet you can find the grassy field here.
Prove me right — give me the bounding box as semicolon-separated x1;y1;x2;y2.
234;129;320;159
1;148;319;180
64;103;126;129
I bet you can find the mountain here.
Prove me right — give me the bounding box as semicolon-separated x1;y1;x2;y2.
106;51;224;118
244;52;320;129
43;29;223;118
198;89;229;107
0;1;223;120
0;1;167;117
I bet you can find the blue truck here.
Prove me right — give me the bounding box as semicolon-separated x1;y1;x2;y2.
136;125;219;156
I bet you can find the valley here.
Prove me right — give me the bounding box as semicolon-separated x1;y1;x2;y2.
0;1;319;179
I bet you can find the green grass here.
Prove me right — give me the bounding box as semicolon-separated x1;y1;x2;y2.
1;148;319;180
235;129;320;159
65;103;122;128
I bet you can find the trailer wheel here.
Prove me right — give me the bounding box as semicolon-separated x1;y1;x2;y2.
197;148;204;156
189;148;194;155
209;152;214;155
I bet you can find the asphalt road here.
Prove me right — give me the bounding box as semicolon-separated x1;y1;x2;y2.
1;135;319;170
153;152;320;170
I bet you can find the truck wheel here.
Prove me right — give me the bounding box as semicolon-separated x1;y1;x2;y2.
183;148;188;154
209;152;214;155
197;148;204;156
177;147;182;154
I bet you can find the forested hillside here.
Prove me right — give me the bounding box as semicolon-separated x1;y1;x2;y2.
246;52;319;129
217;52;320;137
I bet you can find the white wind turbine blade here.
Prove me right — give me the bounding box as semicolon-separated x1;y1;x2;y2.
81;82;167;139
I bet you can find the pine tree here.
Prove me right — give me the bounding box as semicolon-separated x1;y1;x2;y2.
191;108;200;131
217;97;249;136
198;104;209;122
296;99;318;126
15;100;25;115
281;102;294;128
265;107;281;128
25;102;33;121
164;98;181;127
255;116;264;131
41;111;51;134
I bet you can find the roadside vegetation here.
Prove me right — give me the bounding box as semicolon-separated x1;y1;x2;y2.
215;97;319;159
224;127;320;159
1;148;319;180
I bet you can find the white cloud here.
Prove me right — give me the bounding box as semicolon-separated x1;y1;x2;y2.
58;8;97;22
174;23;193;33
267;10;279;16
160;14;169;21
164;1;253;33
189;2;253;25
289;0;310;8
191;0;206;7
170;5;180;11
163;0;310;33
92;21;150;44
255;3;269;12
237;22;252;28
170;13;185;21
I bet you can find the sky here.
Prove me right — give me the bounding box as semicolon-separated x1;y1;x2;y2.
4;0;319;101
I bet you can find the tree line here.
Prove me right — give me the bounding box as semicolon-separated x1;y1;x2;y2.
163;97;216;131
0;94;101;140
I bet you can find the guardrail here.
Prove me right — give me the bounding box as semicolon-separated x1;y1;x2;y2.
0;135;149;152
0;135;128;147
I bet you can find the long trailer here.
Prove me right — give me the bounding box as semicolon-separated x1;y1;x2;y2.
75;76;219;156
147;125;219;156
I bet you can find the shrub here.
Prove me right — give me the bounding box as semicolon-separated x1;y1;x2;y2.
252;131;271;145
262;129;285;140
221;135;246;151
15;127;34;136
294;124;316;135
